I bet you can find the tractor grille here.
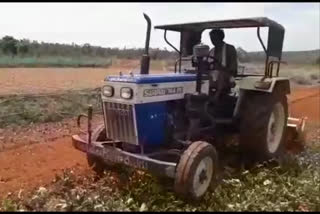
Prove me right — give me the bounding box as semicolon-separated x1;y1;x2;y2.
103;102;137;144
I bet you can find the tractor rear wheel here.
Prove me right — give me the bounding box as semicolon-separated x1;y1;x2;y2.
239;89;288;163
86;124;109;176
174;141;218;200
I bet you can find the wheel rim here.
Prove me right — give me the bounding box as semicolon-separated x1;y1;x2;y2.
192;156;213;197
267;102;285;154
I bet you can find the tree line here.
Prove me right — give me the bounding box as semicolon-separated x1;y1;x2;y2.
1;35;318;64
0;35;178;60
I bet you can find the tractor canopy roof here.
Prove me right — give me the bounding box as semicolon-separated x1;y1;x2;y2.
154;17;284;32
155;17;285;59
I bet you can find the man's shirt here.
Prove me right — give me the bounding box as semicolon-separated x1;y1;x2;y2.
209;42;238;76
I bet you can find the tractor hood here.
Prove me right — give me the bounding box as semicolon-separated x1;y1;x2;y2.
105;73;209;84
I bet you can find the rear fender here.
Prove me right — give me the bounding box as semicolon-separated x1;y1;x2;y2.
233;77;290;119
238;76;290;94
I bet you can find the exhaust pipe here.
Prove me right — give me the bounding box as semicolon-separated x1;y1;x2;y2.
140;13;151;75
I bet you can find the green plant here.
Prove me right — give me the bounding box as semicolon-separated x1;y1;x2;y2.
0;89;102;128
290;76;312;85
0;36;18;57
310;73;319;80
1;199;19;211
3;150;319;212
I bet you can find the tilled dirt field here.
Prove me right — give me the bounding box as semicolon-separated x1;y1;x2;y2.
0;115;103;199
0;60;168;96
0;86;319;200
288;86;320;124
0;60;140;95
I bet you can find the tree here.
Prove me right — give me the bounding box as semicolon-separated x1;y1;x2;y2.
17;40;29;56
236;47;251;63
150;48;160;60
0;36;18;57
82;43;92;55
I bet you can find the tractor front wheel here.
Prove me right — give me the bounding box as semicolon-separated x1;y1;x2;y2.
174;141;218;200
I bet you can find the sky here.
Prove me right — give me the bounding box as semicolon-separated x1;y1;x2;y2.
0;3;319;52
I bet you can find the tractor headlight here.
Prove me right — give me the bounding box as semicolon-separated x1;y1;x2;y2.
102;85;114;97
120;87;133;99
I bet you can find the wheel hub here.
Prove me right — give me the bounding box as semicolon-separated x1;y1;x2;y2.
192;156;213;197
269;114;276;142
267;102;285;154
199;169;208;184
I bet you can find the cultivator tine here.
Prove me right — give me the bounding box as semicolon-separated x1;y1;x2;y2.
87;105;93;146
76;105;93;150
285;116;308;153
77;114;88;134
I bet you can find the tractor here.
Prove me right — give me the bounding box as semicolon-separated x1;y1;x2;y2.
72;14;307;200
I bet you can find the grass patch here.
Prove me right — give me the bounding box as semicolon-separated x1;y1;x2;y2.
0;89;102;128
290;76;313;85
1;151;319;212
310;73;320;81
150;60;166;70
279;64;320;85
0;56;112;68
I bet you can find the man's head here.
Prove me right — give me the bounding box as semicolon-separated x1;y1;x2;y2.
209;29;225;46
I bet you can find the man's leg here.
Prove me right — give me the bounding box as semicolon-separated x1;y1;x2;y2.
213;70;231;102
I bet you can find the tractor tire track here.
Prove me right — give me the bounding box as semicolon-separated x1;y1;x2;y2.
290;92;320;104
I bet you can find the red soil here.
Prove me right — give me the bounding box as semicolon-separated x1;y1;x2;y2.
0;137;91;199
288;87;320;124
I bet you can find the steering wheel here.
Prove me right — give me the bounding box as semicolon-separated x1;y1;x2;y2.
207;55;223;70
191;55;220;71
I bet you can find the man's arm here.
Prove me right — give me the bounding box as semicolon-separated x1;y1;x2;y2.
214;44;237;76
227;45;238;76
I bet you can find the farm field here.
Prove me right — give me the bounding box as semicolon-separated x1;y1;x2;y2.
0;59;170;95
0;59;139;95
0;62;319;211
0;61;318;95
0;1;319;211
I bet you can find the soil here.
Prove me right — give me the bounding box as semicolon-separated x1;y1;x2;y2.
288;86;320;124
0;137;90;198
0;59;140;95
0;86;319;200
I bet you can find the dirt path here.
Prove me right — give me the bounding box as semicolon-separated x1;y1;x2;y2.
288;86;320;124
0;137;91;198
0;86;319;199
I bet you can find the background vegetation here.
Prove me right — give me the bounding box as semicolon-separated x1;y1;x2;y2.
0;35;319;67
0;35;177;67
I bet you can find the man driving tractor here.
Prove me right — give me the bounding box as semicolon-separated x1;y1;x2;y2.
208;29;238;101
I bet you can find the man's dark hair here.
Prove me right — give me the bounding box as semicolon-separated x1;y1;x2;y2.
209;29;225;41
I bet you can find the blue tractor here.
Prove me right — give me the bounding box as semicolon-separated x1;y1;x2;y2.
72;14;307;200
